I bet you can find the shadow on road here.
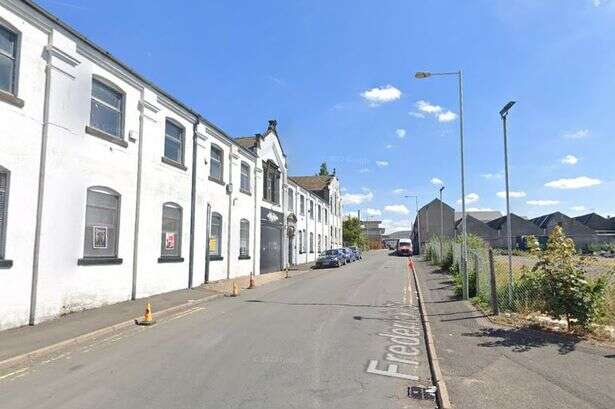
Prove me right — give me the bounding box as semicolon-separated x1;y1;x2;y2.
244;299;392;308
461;327;580;355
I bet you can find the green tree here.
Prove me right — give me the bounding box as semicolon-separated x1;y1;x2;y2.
318;162;329;176
343;217;368;249
523;226;611;330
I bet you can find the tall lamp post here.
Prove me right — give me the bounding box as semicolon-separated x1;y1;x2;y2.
500;101;516;309
404;194;420;254
415;70;468;299
439;186;445;260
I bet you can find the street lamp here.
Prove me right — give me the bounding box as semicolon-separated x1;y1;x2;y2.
439;186;445;260
415;69;468;299
404;194;420;255
500;100;516;308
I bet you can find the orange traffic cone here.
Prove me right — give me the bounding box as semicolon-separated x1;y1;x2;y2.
136;301;156;326
248;274;255;289
231;281;240;297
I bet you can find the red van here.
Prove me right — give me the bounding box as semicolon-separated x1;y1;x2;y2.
396;239;413;256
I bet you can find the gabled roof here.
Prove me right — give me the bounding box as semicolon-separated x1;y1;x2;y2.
531;212;568;229
487;213;541;232
289;175;334;192
234;136;258;151
575;213;615;231
420;198;455;213
455;210;502;223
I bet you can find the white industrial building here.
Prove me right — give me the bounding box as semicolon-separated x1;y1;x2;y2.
0;0;343;330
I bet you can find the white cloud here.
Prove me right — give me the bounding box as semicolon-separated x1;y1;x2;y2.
562;129;590;139
409;111;425;118
497;191;527;198
527;200;560;206
437;111;457;123
384;204;410;215
481;172;503;180
467;207;495;212
343;210;359;219
376;160;389;167
561;154;578;165
381;218;412;233
430;177;444;185
545;176;602;189
365;208;382;216
392;188;407;195
592;0;604;7
342;189;373;205
570;205;586;212
416;100;442;114
358;168;371;174
385;144;393;149
457;193;480;204
360;85;402;106
395;128;406;139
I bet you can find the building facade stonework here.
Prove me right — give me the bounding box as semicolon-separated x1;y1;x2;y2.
0;0;342;330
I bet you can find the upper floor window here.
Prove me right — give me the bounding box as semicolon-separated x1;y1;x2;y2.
325;209;328;224
83;187;120;259
161;203;182;259
90;78;124;138
300;195;305;215
210;212;222;258
298;230;303;254
263;161;280;204
164;119;184;164
317;205;322;222
240;162;251;193
0;25;18;95
309;200;314;219
239;219;250;258
210;145;223;182
0;167;9;261
288;189;294;212
309;232;314;253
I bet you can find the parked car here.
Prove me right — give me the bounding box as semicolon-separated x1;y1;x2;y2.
340;247;354;263
396;239;413;256
315;249;346;268
349;245;362;260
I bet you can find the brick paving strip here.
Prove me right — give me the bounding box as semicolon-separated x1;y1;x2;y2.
0;264;315;371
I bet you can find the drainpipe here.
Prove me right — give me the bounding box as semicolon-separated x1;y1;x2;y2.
282;169;286;269
305;196;309;264
252;164;258;278
188;118;199;288
226;148;233;279
131;96;146;300
29;44;53;325
204;203;211;283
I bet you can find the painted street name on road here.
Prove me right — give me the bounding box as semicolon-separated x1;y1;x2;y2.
366;301;423;381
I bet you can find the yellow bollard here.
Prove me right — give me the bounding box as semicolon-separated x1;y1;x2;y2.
136;301;156;326
248;274;255;289
231;281;240;297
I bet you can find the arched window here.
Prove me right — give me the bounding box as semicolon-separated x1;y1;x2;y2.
82;186;120;260
0;166;9;261
210;212;222;258
239;219;249;258
160;202;182;260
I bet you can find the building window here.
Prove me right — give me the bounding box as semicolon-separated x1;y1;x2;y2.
90;78;124;138
298;230;303;254
300;195;305;215
309;200;314;219
309;232;314;253
164;119;184;164
263;161;280;204
0;167;9;260
317;205;322;222
210;212;222;258
0;25;18;96
325;236;328;250
288;189;294;212
160;203;182;259
317;234;321;253
325;209;328;224
240;162;251;193
83;187;120;259
210;145;223;182
239;219;249;258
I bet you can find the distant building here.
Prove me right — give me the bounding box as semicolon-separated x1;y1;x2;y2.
487;213;544;249
382;230;411;249
455;215;498;246
575;213;615;243
531;212;598;250
455;210;502;223
361;220;385;249
411;199;455;254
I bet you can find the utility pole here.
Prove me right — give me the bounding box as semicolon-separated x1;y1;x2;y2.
439;186;445;260
500;101;516;309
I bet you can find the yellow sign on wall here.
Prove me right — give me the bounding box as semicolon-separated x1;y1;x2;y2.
209;238;218;253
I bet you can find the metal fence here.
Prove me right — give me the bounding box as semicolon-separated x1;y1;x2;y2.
426;240;542;313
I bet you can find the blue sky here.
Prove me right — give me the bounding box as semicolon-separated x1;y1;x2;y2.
40;0;615;232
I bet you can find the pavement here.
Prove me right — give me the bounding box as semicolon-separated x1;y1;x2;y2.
413;259;615;409
0;250;436;409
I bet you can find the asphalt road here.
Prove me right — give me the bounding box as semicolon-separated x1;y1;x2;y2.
0;250;435;409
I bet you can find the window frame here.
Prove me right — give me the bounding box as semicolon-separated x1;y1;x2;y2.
0;20;21;101
240;161;251;194
88;76;126;142
159;202;183;262
239;218;250;259
78;186;122;265
209;144;224;183
262;160;280;204
288;189;294;212
309;200;314;220
162;118;185;167
300;195;305;216
0;166;10;266
309;232;314;253
209;212;223;260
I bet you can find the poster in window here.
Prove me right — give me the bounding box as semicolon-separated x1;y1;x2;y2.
165;232;176;250
93;226;108;249
209;238;218;253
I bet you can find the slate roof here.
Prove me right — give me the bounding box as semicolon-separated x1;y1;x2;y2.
456;215;498;239
487;213;544;236
234;136;258;151
575;213;615;231
531;212;596;235
289;175;334;192
455;210;502;223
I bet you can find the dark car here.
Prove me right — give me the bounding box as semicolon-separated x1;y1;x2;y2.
315;249;346;268
349;246;362;260
340;247;354;263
